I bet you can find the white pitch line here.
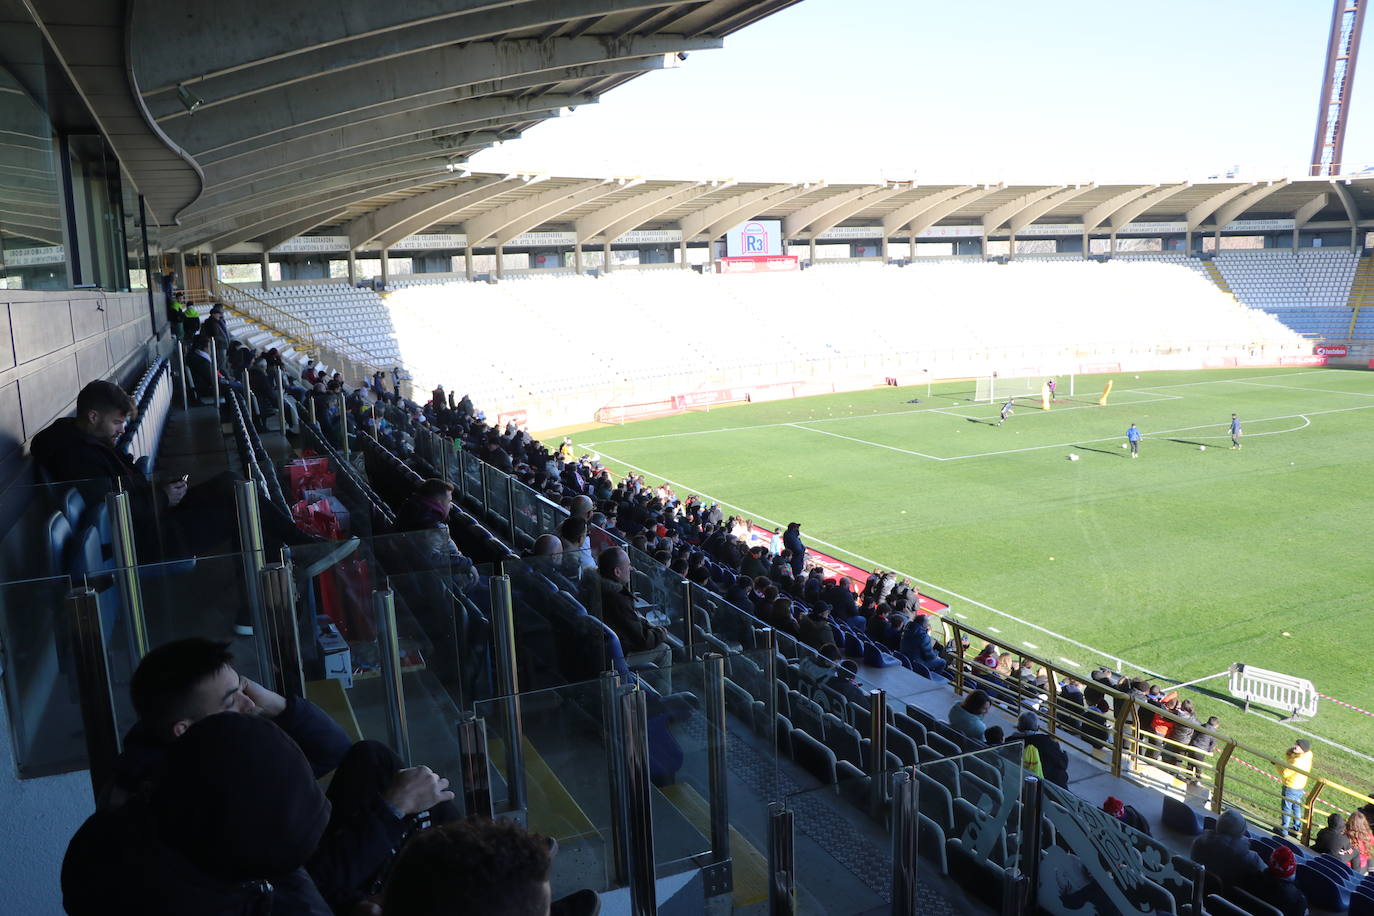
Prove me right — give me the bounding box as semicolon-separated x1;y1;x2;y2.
582;405;930;446
784;422;943;460
1023;641;1039;649
1184;416;1311;440
587;445;1374;764
1125;368;1339;392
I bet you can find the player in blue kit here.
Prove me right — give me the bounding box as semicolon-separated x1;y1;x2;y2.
1229;413;1242;449
1126;423;1141;458
998;397;1014;426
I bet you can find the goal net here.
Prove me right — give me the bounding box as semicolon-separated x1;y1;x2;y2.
975;373;1074;403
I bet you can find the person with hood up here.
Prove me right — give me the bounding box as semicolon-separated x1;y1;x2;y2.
63;713;333;915
1239;846;1309;916
1189;808;1265;887
1312;811;1355;866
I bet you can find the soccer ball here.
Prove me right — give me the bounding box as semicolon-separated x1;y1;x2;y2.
1199;445;1206;451
1068;453;1079;461
1120;443;1128;449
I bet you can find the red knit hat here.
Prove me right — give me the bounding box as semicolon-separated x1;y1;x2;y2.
1103;797;1126;819
1269;845;1296;879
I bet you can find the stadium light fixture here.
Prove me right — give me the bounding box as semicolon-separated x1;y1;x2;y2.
176;85;204;113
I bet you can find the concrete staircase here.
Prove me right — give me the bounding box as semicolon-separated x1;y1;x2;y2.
1344;252;1374;339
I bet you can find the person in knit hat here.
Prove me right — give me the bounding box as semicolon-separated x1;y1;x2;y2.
1239;845;1308;916
1007;711;1070;788
1102;795;1152;836
1190;808;1265;887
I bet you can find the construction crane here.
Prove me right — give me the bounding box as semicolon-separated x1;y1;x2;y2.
1310;0;1368;176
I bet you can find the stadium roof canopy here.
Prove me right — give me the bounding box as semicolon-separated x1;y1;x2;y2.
215;174;1374;256
19;1;1373;257
16;0;799;247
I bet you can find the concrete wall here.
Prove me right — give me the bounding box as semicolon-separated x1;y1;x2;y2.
0;288;153;915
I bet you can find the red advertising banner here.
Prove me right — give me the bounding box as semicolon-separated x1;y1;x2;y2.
1315;344;1348;357
742;523;949;616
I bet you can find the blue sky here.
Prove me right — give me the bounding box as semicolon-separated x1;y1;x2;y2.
469;0;1374;183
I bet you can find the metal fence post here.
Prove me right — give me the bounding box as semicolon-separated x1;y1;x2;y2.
703;653;733;897
209;338;220;407
104;491;148;664
768;801;797;915
889;769;918;916
1016;775;1045;913
233;478;273;679
680;579;696;660
759;626;778;779
868;688;888;819
260;562;303;699
456;711;493;819
601;670;629;886
337;391;349;459
175;340;188;410
505;474;518;544
66;587;122;803
374;588;412;766
276;368;287;434
617;686;657;916
309;394;318;427
490;574;525;810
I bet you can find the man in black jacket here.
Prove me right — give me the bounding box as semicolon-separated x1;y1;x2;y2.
102;638;457;912
32;379;345;569
64;712;334;916
596;547;671;689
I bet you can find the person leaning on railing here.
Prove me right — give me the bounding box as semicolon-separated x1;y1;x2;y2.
1278;739;1314;838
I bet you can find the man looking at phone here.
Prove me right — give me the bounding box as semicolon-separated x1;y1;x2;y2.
33;380;350;570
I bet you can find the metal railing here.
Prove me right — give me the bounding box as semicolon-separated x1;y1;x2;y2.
211;279;403;392
938;615;1374;844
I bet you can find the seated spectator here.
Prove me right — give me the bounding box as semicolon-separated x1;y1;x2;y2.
100;638;456;912
765;597;801;640
63;713;333;916
1080;697;1111;752
384;818;598;916
1190;809;1265;887
948;690;992;742
1347;811;1373;875
558;517;594;574
797;604;834;650
1238;846;1308;916
397;478;455;532
974;643;999;669
822;576;857;619
1312;812;1355;866
31;379;338;568
596;548;671;687
1007;711;1069;788
899;613;947;676
1102;796;1151;835
983;725;1005;745
187;333;246;403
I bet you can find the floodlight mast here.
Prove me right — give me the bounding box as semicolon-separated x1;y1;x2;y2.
1310;0;1368;176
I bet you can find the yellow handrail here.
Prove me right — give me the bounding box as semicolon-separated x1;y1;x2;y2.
937;615;1372;838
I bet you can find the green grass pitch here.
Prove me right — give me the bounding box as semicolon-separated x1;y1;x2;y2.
573;367;1374;793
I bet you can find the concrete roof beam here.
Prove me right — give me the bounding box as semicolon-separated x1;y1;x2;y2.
981;186;1061;236
801;186;905;240
1208;179;1291;230
346;176;521;250
575;181;708;244
1185;184;1254;233
1007;184;1096;236
1293;193;1329;230
677;184;798;240
1106;183;1192;231
463;179;615;248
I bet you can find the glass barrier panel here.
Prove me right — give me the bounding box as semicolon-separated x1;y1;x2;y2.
1039;776;1203;916
475;679;617;898
914;744;1024;911
460;450;484;509
508;479;542;547
482;462;513;539
383;565;492;718
626;547;687;644
642;657;712;876
0;574;84;776
782;768;904;914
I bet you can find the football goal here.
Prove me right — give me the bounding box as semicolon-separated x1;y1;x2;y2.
974;373;1075;403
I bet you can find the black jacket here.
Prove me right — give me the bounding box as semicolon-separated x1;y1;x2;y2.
64;714;333;916
102;697;406;911
1009;730;1070;788
30;416;168;559
598;575;663;653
